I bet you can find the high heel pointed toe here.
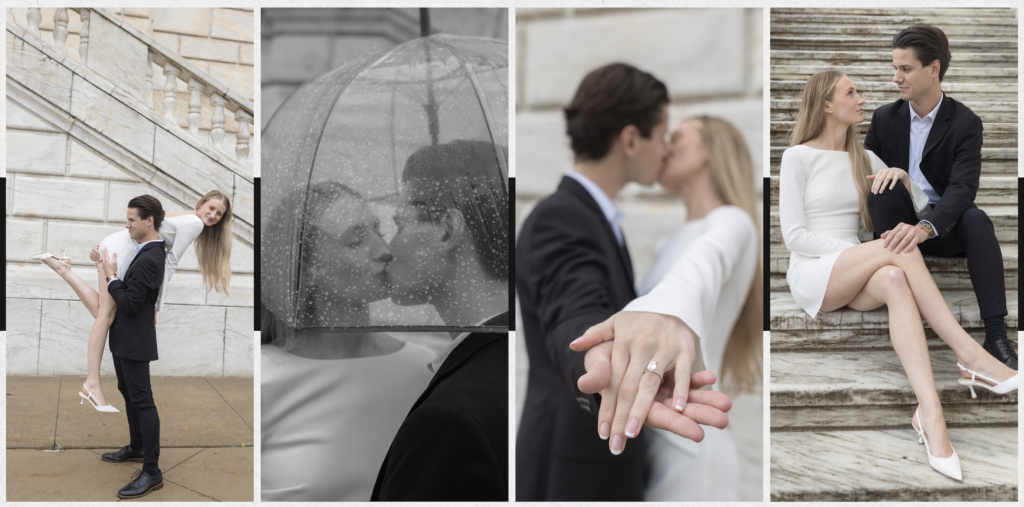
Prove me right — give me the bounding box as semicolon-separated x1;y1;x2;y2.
30;251;71;268
957;362;1019;399
911;409;962;481
79;384;119;413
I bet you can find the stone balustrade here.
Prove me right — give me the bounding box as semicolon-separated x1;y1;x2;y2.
12;7;254;168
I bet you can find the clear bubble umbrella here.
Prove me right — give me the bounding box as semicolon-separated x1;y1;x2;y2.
262;34;509;333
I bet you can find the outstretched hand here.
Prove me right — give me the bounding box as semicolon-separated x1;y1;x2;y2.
570;312;731;455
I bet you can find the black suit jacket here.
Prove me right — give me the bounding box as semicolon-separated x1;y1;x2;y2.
515;176;644;501
107;240;165;362
371;318;509;501
864;94;983;236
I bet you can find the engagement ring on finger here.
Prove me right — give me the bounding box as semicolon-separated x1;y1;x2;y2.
645;360;663;379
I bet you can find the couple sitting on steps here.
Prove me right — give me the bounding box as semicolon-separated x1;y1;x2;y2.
779;23;1018;482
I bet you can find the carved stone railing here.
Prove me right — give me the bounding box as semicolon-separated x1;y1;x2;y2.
12;7;254;169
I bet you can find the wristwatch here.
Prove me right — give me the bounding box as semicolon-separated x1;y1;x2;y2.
106;276;117;283
915;222;934;239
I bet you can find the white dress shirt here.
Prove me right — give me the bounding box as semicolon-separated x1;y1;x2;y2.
909;93;943;236
428;334;470;373
565;171;625;246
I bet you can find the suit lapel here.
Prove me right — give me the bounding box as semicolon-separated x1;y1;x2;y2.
894;101;911;169
921;95;952;160
122;241;159;280
560;177;634;287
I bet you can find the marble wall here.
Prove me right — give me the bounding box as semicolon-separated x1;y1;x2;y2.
6;21;254;377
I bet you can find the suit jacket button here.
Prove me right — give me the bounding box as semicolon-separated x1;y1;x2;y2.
576;396;591;411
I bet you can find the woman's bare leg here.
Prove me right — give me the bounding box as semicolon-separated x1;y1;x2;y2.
822;239;1014;384
844;265;952;457
38;257;101;319
82;264;116;407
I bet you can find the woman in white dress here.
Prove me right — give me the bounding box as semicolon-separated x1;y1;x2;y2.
260;180;435;501
779;70;1017;480
636;116;761;501
570;116;761;500
31;190;234;411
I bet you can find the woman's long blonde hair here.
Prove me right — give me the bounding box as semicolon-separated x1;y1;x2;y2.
687;116;763;393
789;70;874;232
194;190;233;294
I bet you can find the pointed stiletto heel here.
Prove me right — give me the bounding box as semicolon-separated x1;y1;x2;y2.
79;383;119;413
911;408;962;481
957;362;1019;399
30;250;72;268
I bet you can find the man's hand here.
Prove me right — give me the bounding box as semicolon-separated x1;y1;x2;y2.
570;312;731;455
866;167;909;194
154;312;158;326
89;245;102;263
880;222;928;253
100;249;118;278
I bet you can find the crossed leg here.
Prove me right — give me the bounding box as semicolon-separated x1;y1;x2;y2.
820;239;1016;458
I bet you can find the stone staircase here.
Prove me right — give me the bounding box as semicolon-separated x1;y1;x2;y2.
768;8;1018;502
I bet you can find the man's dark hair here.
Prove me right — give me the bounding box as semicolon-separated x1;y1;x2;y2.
402;140;508;281
564;63;669;161
127;194;165;230
892;24;951;82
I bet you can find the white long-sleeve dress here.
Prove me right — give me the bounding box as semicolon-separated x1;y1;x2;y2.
779;145;927;318
98;214;205;311
621;205;758;501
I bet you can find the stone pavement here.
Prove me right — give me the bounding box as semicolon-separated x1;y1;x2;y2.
6;375;253;502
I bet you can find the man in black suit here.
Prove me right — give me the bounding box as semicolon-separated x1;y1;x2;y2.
514;63;675;501
865;24;1016;369
372;140;509;501
97;195;168;498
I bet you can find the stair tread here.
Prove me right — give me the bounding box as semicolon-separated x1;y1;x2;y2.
770;348;1018;406
771;427;1018;502
769;290;1018;330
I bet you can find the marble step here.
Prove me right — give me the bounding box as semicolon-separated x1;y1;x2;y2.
771;270;1018;292
767;205;1019;245
769;12;1019;28
771;81;1017;102
769;175;1018;205
770;64;1019;85
771;348;1017;409
771;37;1017;53
769;146;1018;174
771;7;1016;18
770;427;1018;502
770;120;1018;148
770;100;1017;124
769;290;1018;332
771;50;1016;68
770;325;1020;353
769;243;1018;272
770;22;1017;39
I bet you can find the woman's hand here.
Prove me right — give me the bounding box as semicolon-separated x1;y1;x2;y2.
866;167;909;194
570;312;731;454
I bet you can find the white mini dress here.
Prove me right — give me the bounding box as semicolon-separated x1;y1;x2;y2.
779;145;927;318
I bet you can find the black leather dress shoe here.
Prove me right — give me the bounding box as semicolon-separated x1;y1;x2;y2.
101;445;144;463
984;338;1018;370
117;470;163;499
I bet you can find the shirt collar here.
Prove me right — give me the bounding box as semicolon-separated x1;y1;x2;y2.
565;171;624;231
910;92;943;122
135;238;164;255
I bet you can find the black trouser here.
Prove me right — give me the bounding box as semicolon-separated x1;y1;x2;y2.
113;354;160;472
868;183;1007;319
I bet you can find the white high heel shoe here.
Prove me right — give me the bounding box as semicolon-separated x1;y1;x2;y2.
30;251;71;268
911;408;962;481
79;383;119;413
957;362;1020;399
